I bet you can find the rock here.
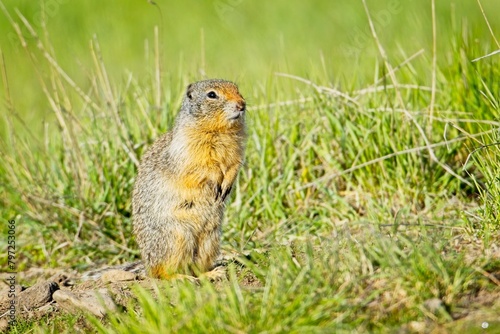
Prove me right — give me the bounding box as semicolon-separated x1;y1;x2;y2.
18;281;59;310
53;289;117;318
100;270;137;283
0;281;58;315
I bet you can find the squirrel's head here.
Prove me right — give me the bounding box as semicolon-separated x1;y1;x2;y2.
180;79;246;129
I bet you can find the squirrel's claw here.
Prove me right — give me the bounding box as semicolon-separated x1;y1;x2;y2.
215;184;232;202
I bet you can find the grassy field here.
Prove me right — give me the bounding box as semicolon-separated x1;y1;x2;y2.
1;0;500;332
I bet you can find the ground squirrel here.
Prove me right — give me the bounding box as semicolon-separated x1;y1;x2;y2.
132;79;246;281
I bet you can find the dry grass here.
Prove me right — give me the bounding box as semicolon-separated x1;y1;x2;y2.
1;0;499;333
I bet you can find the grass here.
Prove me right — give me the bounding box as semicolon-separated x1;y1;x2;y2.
1;0;500;333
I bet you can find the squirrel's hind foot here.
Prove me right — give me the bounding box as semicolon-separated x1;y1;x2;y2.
199;266;227;282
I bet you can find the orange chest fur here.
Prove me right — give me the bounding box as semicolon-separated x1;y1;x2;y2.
174;128;244;192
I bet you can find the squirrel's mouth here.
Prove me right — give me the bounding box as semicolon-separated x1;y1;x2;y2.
228;110;244;120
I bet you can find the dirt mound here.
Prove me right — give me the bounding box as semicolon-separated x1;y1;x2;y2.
0;260;263;332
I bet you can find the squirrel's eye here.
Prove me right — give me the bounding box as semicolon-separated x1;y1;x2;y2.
207;91;218;99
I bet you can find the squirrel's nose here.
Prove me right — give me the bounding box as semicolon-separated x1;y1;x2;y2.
237;101;246;112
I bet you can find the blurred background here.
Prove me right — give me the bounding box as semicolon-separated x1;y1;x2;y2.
1;0;499;133
1;5;500;328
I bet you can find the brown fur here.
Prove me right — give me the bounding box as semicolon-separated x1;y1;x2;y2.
132;79;246;280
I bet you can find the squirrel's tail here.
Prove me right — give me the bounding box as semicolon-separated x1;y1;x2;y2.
80;260;145;281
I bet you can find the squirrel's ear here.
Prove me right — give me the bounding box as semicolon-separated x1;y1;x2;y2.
186;84;193;99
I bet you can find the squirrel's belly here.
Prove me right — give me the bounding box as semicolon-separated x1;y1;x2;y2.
158;175;224;231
